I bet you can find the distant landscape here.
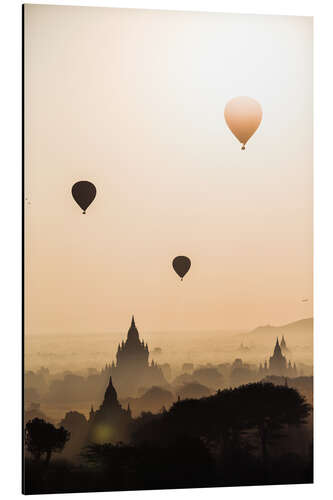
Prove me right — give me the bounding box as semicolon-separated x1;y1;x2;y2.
25;317;313;374
25;317;313;423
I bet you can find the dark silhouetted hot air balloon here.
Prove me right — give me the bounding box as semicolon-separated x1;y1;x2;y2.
172;256;191;281
71;181;96;214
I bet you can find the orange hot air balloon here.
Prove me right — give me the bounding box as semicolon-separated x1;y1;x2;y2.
224;96;262;150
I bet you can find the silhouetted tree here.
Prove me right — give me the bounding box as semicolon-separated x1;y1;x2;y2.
132;383;311;463
234;383;311;460
25;418;70;464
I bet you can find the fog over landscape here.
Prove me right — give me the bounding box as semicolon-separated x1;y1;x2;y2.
25;316;313;423
26;318;313;374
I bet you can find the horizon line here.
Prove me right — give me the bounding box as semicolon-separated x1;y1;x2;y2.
25;316;313;337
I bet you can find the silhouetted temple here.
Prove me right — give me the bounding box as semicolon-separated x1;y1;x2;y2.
259;337;297;377
116;316;149;370
88;376;132;444
269;338;287;374
101;316;167;396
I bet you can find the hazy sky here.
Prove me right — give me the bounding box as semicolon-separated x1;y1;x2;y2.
25;5;312;335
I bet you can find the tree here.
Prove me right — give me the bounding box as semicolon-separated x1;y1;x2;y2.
131;382;311;464
236;383;311;460
25;418;70;464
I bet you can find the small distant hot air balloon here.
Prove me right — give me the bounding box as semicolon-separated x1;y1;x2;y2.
71;181;96;214
172;256;191;281
224;96;262;150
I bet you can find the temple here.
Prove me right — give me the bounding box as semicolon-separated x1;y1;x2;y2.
259;337;297;377
88;376;132;443
269;338;287;374
116;316;149;370
101;316;167;396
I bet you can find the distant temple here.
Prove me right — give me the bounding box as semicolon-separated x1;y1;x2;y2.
116;316;149;371
259;337;297;377
101;316;167;396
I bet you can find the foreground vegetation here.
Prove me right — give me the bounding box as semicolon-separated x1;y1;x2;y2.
24;383;313;494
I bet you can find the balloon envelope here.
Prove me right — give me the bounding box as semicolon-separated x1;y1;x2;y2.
172;256;191;280
224;96;262;149
72;181;96;214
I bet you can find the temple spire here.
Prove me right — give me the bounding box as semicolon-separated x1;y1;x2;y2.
281;335;288;352
273;337;282;356
127;315;140;343
100;376;120;410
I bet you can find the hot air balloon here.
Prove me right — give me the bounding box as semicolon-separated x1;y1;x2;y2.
71;181;96;214
172;256;191;281
224;96;262;150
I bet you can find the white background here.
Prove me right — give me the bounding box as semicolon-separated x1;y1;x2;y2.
0;0;332;499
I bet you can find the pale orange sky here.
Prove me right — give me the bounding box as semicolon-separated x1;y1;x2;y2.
24;5;312;335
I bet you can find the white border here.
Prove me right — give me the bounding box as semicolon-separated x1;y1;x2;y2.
1;1;333;499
